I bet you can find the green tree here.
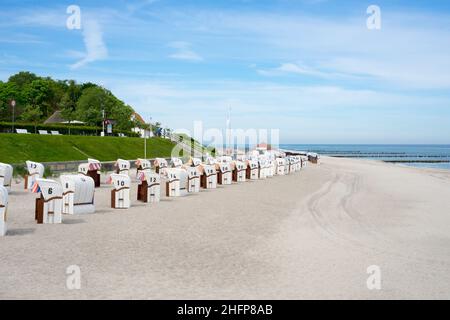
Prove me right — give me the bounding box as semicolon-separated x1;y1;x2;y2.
25;79;55;118
21;105;43;133
76;86;134;131
8;71;39;89
61;80;82;125
0;82;21;122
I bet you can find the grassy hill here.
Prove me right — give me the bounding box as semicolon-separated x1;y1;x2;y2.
0;134;179;164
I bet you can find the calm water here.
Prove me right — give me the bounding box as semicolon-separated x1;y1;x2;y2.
280;144;450;170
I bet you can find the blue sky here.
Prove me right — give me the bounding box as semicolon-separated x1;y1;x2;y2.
1;0;450;144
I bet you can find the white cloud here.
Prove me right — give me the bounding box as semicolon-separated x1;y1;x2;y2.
168;41;203;62
70;19;108;69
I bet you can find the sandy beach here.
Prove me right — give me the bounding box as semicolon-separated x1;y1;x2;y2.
1;156;450;299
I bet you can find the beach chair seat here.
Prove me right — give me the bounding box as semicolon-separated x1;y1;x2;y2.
137;170;160;203
115;159;130;175
246;160;259;180
216;163;232;185
164;169;181;197
275;158;285;175
0;163;13;189
0;186;8;236
154;158;168;174
232;161;246;182
34;179;63;224
186;167;200;193
60;175;95;215
109;174;131;209
25;161;45;190
200;165;217;189
79;159;101;187
171;157;183;168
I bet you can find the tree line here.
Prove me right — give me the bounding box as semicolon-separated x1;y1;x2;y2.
0;71;144;132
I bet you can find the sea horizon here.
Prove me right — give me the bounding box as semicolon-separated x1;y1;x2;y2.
280;144;450;170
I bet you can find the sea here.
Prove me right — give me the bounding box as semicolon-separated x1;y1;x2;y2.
279;144;450;170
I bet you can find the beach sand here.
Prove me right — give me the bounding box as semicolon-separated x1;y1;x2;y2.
1;156;450;299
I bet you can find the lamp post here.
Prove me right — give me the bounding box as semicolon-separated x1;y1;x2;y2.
11;100;16;133
101;108;105;137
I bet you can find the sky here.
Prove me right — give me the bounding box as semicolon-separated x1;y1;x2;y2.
1;0;450;144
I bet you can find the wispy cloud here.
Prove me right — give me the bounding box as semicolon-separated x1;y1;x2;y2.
70;19;108;69
168;41;203;62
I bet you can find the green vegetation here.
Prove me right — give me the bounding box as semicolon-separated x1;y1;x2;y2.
0;134;178;164
0;71;140;132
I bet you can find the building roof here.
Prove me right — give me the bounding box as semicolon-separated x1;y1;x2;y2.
132;112;146;124
44;110;65;124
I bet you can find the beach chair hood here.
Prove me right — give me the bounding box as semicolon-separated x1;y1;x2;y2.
26;161;44;176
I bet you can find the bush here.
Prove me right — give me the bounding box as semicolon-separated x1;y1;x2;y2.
0;122;139;137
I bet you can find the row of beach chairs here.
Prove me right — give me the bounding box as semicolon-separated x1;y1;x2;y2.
0;153;313;236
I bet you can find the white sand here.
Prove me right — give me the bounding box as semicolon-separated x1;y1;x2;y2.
1;156;450;299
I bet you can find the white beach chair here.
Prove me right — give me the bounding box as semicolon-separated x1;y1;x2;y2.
136;158;152;171
110;174;131;209
115;159;130;175
51;131;61;135
301;156;308;168
34;178;63;224
232;161;246;182
0;186;8;236
25;160;45;190
60;175;95;215
137;171;160;203
79;159;101;187
186;167;200;193
171;157;184;168
0;163;13;190
164;168;181;197
275;158;285;176
216;162;232;185
246;160;259;180
16;129;29;134
38;130;48;135
154;158;168;174
200;165;217;189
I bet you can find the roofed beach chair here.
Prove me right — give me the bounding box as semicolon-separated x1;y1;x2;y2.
164;168;181;197
60;175;95;215
25;160;45;190
115;159;130;175
154;158;168;174
135;158;152;177
109;174;131;209
216;162;232;185
34;178;63;224
0;163;13;190
137;170;160;203
232;160;246;182
275;158;285;176
0;186;8;236
78;159;101;187
246;159;259;180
